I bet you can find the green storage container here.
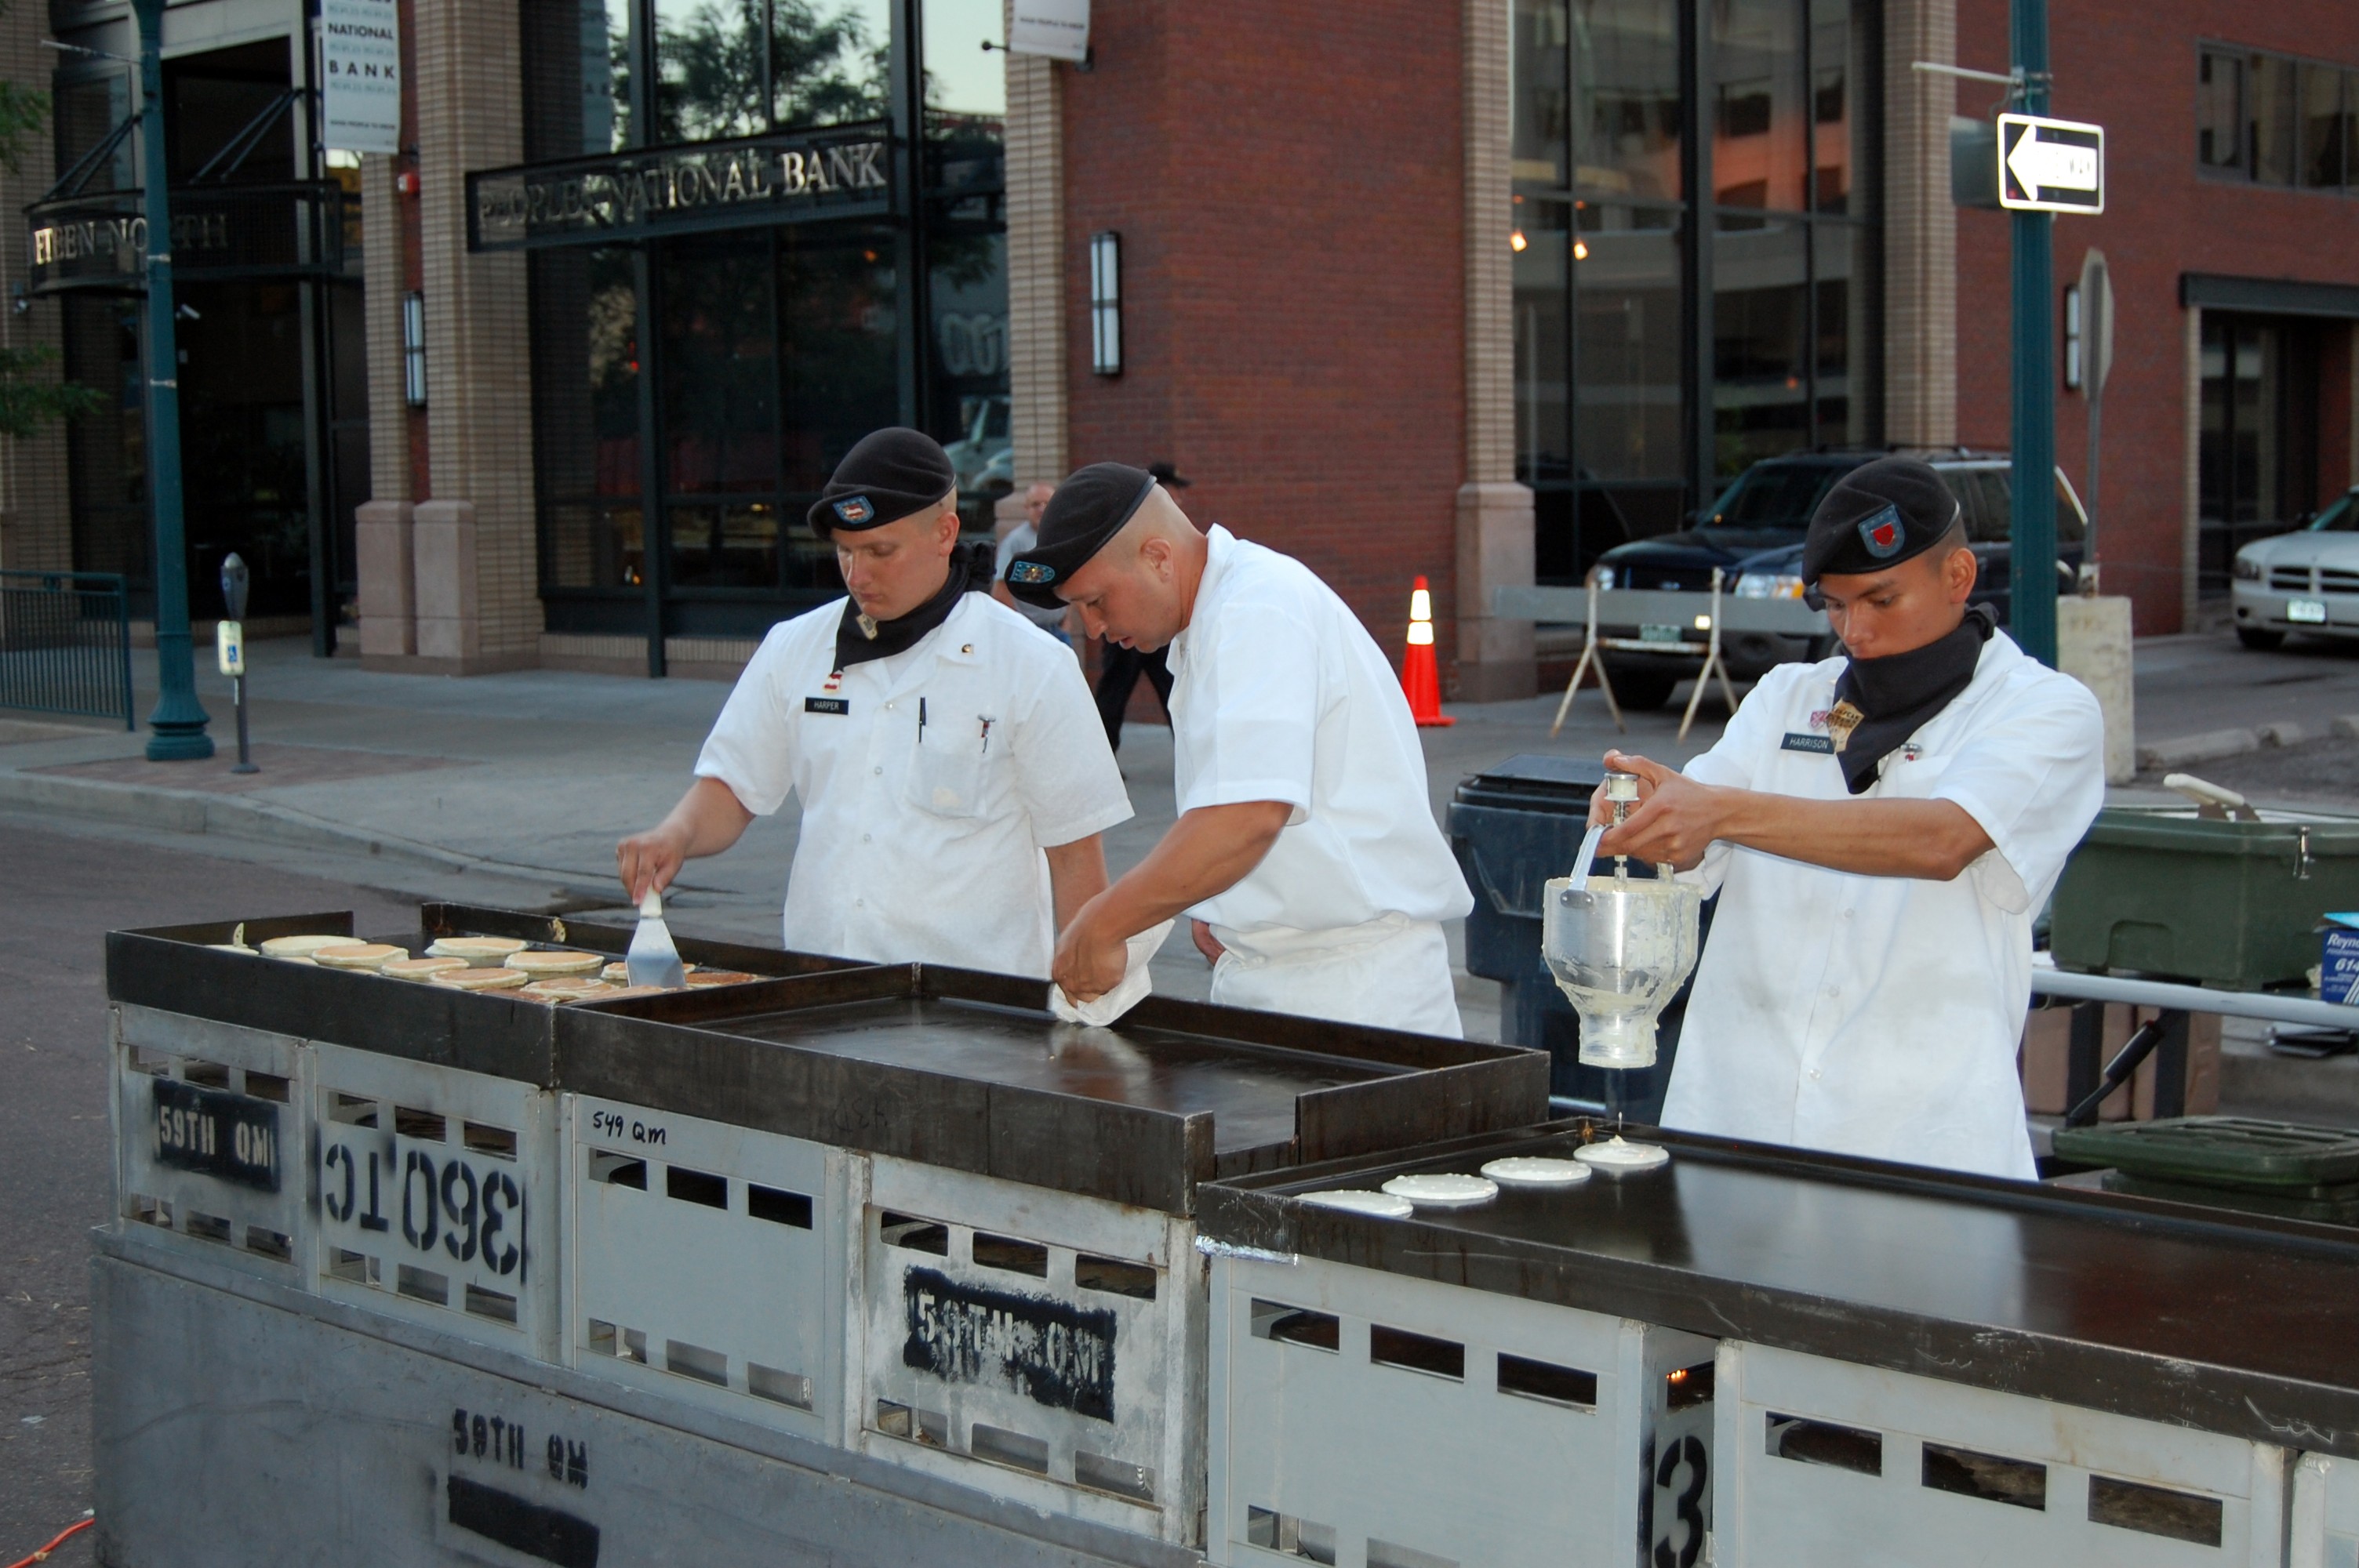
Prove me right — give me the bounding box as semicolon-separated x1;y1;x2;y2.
2048;805;2359;989
2097;1170;2359;1225
2051;1115;2359;1189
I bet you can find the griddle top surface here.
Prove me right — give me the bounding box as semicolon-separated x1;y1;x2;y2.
714;996;1405;1154
1247;1125;2359;1392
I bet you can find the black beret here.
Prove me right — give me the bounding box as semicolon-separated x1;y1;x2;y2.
1003;462;1158;608
1801;456;1966;583
808;427;957;538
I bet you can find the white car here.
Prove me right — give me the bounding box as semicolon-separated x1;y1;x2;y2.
2231;487;2359;649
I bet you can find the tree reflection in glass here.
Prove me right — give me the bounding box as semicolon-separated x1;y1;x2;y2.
652;0;889;145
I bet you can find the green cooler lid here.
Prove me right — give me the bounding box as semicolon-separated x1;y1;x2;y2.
2052;1116;2359;1190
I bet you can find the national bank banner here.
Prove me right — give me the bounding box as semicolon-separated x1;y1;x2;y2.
320;0;400;155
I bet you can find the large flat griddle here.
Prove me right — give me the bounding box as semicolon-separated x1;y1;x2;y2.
1201;1119;2359;1457
708;994;1401;1155
105;905;1549;1215
562;964;1546;1211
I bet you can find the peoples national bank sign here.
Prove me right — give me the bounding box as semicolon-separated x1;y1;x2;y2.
467;126;892;252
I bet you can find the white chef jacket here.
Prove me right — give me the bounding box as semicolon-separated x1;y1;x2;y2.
694;592;1132;977
1166;525;1472;1028
1660;630;2104;1180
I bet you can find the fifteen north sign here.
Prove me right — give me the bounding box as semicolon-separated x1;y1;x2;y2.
1997;114;2104;214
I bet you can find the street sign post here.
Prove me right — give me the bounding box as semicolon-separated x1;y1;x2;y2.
2079;249;2114;584
1997;113;2105;213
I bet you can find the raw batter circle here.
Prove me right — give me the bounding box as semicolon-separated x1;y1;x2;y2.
1380;1173;1500;1208
1480;1156;1594;1189
1574;1136;1670;1173
1299;1189;1415;1219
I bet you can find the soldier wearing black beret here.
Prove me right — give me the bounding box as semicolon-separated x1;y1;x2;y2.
1581;452;2105;1181
1016;462;1474;1035
616;428;1134;980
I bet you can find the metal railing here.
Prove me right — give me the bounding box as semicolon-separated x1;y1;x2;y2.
0;569;135;730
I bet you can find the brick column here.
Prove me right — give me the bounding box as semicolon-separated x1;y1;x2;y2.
1004;32;1068;496
357;152;416;659
1883;0;1957;448
412;0;538;673
1456;0;1536;702
0;0;71;572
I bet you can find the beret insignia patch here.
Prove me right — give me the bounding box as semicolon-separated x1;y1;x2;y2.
1857;503;1904;559
1006;561;1057;585
832;495;874;525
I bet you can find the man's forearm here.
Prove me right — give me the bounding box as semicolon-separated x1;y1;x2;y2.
1708;789;1991;880
668;775;757;858
1087;802;1290;938
1044;835;1109;931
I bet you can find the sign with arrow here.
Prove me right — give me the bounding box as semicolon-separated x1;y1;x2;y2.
1997;114;2104;213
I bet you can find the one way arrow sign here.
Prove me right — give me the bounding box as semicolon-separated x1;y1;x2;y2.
1997;113;2105;213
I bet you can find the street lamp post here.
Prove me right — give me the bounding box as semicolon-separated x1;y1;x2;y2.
2008;0;2059;669
132;0;213;760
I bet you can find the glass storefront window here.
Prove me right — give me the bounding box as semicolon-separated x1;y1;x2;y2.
527;0;1003;633
774;0;892;128
533;248;645;590
1812;220;1879;447
1575;207;1684;485
522;0;635;157
661;235;780;497
654;0;769;141
1571;0;1681;200
1512;0;1879;563
1713;212;1808;477
649;0;890;141
1512;0;1571;187
1712;0;1806;212
923;0;1005;118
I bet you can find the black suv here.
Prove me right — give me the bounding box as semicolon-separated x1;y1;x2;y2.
1590;449;2085;708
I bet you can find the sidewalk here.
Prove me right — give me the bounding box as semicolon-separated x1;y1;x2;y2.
6;627;2348;1040
0;638;1728;1041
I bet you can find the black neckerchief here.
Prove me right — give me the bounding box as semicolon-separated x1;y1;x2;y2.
831;540;992;671
1829;604;1995;794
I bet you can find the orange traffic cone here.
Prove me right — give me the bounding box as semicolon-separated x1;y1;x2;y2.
1401;575;1454;728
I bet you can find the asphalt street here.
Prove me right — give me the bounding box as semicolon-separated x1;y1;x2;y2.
0;823;423;1567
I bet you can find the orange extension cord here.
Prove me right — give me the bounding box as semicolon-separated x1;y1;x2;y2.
4;1516;93;1568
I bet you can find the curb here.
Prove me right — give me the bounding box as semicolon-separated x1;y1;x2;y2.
2135;713;2359;772
0;768;622;899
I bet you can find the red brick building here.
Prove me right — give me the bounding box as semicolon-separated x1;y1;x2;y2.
11;0;2357;689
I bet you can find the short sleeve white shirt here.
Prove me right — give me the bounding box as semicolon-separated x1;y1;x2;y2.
694;592;1132;977
1165;525;1472;935
1661;632;2105;1179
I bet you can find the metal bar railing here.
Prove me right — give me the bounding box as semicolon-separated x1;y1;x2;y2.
0;569;136;730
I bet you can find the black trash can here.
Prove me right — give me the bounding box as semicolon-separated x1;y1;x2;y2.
1448;753;1710;1120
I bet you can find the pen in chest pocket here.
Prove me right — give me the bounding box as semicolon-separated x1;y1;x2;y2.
980;717;994;753
918;697;927;742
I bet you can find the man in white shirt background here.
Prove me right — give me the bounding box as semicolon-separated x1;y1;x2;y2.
994;480;1074;646
616;428;1131;978
1593;456;2105;1180
1007;463;1472;1036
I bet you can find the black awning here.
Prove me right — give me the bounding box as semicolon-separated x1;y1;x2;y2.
24;181;351;295
2181;271;2359;320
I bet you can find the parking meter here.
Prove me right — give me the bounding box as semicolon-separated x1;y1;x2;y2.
220;552;250;622
218;553;257;773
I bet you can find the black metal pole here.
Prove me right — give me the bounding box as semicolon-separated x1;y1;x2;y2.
133;0;214;759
